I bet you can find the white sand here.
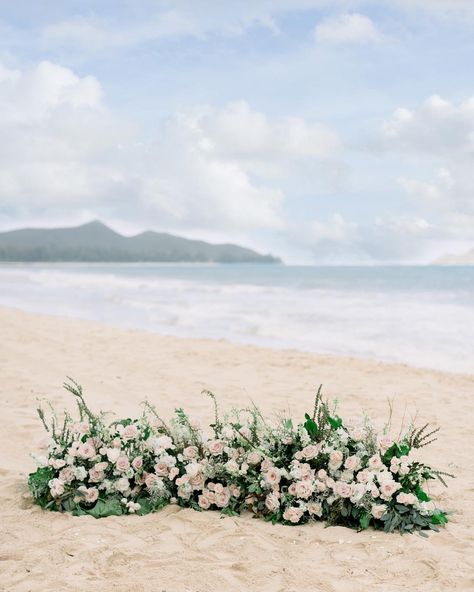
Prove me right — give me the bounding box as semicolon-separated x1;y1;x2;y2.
0;306;473;592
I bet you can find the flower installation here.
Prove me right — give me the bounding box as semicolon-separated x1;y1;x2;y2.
28;379;451;534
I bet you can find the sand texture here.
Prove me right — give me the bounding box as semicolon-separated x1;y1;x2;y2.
0;307;473;592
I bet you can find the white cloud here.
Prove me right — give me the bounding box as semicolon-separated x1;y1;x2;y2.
382;95;474;157
0;60;343;244
298;213;440;263
40;1;474;53
381;95;474;242
315;13;382;44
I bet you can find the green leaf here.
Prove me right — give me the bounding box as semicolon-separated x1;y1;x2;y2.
359;512;371;530
304;413;319;439
328;416;342;430
28;467;54;507
85;498;124;518
415;485;431;502
431;511;448;526
136;497;153;516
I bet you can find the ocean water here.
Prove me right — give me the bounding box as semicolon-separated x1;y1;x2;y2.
0;263;473;374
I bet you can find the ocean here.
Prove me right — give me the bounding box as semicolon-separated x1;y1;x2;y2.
0;263;473;374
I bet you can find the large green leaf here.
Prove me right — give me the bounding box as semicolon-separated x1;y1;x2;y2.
85;498;124;518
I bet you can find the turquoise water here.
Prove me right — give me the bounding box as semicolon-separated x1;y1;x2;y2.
0;263;473;373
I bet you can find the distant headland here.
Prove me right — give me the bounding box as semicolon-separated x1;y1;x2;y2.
0;221;281;263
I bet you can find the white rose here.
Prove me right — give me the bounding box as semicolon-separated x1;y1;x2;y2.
106;448;121;463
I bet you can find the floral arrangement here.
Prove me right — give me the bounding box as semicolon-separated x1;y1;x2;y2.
28;379;452;534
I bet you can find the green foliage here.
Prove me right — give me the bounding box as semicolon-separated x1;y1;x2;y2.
415;485;431;502
28;467;54;508
327;415;343;430
28;378;451;535
408;423;440;449
81;498;124;519
304;413;319;440
383;441;411;463
359;512;371;530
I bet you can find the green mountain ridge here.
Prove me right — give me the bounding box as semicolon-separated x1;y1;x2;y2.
0;221;281;263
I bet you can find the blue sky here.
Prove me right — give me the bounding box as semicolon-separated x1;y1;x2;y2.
0;1;473;262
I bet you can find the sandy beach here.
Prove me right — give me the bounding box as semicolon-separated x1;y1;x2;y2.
0;305;473;592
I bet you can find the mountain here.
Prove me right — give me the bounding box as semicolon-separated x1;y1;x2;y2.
433;248;474;265
0;221;281;263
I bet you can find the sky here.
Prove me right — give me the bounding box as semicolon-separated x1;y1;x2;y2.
0;0;473;263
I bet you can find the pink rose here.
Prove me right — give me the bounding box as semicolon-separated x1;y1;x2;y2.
368;455;383;471
58;466;75;483
207;440;224;456
116;455;130;472
264;468;281;486
260;459;273;472
329;450;343;471
168;467;179;480
145;474;159;489
265;493;280;512
49;458;66;470
154;461;169;477
356;469;371;484
189;474;205;490
399;463;410;475
183;446;198;459
72;421;90;434
198;495;211;509
302;444;321;460
334;481;352;498
283;507;304;524
247;451;262;466
315;480;326;492
379;480;400;499
349;427;365;441
294;480;314;499
371;504;387;519
229;484;241;498
49;478;65;497
132;456;143;471
185;463;201;478
88;467;105;483
85;487;99;503
396;492;417;505
122;424;139;441
77;443;96;459
215;489;230;508
378;435;393;453
344;455;361;471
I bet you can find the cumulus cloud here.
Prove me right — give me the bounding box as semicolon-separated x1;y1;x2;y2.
314;13;382;44
382;95;474;157
0;60;344;245
381;95;474;243
297;213;440;263
40;1;474;52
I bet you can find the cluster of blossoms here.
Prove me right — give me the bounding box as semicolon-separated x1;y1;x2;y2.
28;380;450;534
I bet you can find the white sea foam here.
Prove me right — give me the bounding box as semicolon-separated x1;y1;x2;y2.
0;264;473;373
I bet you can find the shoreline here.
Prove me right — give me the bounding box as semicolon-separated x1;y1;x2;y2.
1;303;472;379
0;306;473;591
